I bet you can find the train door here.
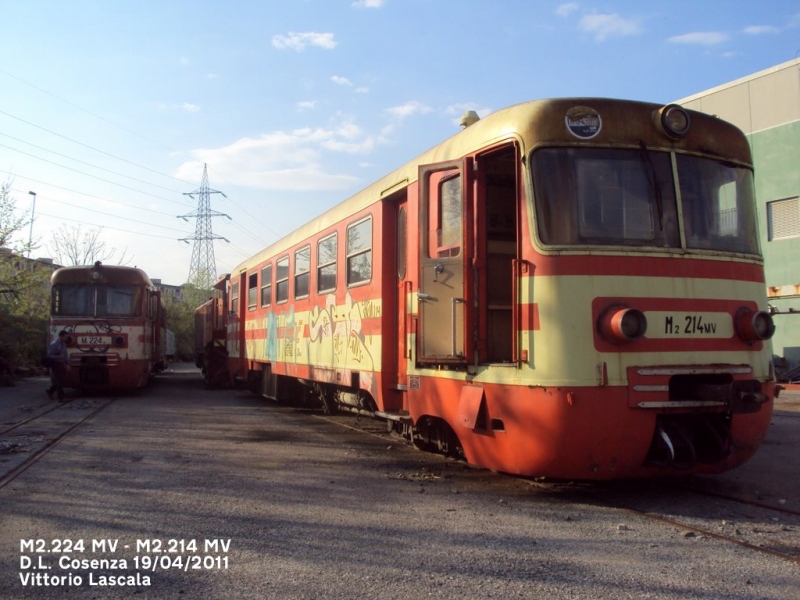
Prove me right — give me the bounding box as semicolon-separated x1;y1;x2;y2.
474;144;520;364
228;272;247;377
417;158;473;365
396;197;409;386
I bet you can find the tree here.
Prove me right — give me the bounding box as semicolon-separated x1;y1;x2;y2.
48;224;131;266
0;182;51;383
0;181;34;298
163;284;209;361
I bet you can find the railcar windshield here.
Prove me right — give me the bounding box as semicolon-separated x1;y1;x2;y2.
532;147;760;255
52;284;143;317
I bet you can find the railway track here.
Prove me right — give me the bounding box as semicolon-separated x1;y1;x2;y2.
314;408;800;566
0;397;116;489
588;484;800;565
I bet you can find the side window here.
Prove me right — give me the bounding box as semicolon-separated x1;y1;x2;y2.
247;272;258;311
317;233;337;293
437;175;462;257
347;216;372;286
260;264;273;307
230;281;239;315
276;256;289;303
397;206;407;279
295;246;310;299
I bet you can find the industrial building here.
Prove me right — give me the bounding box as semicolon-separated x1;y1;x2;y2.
677;58;800;373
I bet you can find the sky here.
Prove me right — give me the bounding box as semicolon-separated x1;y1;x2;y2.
1;0;798;285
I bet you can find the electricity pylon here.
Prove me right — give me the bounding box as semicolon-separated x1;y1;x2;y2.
178;164;231;290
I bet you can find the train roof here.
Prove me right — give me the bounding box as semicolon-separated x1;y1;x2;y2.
232;97;751;275
50;263;156;287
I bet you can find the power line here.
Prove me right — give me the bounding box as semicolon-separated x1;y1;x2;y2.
0;131;185;194
0;67;182;155
2;175;188;219
0;107;198;187
0;72;282;271
36;210;188;241
0;142;191;206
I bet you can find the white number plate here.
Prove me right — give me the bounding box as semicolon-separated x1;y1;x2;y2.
646;311;733;339
79;336;110;345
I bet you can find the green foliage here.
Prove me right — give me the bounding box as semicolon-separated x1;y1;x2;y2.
0;182;52;382
164;284;211;360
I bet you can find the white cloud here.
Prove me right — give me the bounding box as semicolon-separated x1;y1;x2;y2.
555;3;579;18
579;13;642;41
667;31;729;45
385;100;432;119
272;32;338;52
352;0;385;7
331;75;353;86
297;101;317;110
743;25;780;35
181;103;200;113
175;124;373;191
206;73;219;80
355;87;369;94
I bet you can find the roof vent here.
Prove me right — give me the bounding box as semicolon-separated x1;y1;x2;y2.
459;110;480;128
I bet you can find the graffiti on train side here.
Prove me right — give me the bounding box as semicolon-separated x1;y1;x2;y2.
263;292;380;377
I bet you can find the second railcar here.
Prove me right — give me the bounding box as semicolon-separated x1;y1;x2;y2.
49;262;167;390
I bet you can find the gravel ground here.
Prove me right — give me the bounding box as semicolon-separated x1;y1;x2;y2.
0;365;798;599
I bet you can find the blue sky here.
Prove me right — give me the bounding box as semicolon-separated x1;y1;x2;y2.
1;0;798;284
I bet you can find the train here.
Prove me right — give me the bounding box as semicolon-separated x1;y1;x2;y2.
49;262;168;390
196;97;777;480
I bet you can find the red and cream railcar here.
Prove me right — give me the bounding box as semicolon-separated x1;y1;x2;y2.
218;98;776;479
194;275;231;387
49;262;168;390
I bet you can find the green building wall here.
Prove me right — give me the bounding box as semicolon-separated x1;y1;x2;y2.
750;120;800;366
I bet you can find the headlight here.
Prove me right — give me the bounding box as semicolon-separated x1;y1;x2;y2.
598;306;648;344
735;309;775;344
657;104;691;139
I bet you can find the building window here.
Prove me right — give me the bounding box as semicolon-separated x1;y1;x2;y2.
767;197;800;241
260;264;272;307
347;216;372;286
276;256;289;303
317;233;337;293
295;246;310;298
247;272;258;311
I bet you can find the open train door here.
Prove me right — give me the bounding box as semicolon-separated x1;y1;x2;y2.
417;158;474;366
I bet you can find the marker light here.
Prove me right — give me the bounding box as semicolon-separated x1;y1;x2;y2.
657;104;691;139
735;309;775;344
598;306;648;344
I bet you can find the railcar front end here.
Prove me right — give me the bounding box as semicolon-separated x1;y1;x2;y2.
404;100;775;479
49;263;167;391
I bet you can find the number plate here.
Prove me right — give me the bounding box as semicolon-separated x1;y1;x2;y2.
646;311;733;339
78;335;110;345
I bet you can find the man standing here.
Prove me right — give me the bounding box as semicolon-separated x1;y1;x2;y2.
46;330;70;402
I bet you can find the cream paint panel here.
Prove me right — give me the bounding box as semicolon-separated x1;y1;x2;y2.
525;274;772;386
245;294;382;375
405;273;771;388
